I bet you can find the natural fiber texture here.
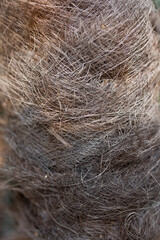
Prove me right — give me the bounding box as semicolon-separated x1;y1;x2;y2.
0;0;160;239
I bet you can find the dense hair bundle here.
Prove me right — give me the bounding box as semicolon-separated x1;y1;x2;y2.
0;0;160;239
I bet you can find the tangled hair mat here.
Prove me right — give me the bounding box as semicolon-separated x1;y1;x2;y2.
0;0;160;239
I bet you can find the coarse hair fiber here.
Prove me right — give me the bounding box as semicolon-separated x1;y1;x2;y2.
0;0;160;239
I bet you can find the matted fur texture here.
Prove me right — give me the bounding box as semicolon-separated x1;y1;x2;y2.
0;0;160;239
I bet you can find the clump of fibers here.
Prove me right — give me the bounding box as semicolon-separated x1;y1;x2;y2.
0;0;160;239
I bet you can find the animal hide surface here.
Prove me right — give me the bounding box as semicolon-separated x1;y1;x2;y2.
0;0;160;239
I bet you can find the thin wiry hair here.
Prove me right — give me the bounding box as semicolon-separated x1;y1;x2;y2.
0;0;160;239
